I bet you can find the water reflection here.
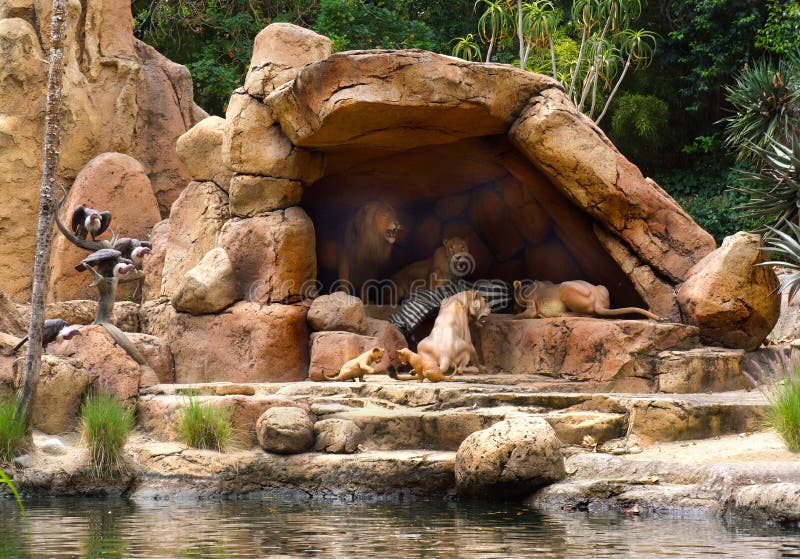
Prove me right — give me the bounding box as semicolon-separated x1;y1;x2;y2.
0;497;798;559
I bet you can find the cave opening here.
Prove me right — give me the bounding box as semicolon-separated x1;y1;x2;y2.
302;134;645;311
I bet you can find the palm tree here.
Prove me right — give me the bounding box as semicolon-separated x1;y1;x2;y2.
15;0;69;426
521;0;561;76
475;0;514;62
595;28;657;123
451;33;483;61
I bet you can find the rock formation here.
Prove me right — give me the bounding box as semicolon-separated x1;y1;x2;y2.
0;0;204;301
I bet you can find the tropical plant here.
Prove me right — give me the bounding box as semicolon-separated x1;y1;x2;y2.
81;393;134;477
519;0;560;75
451;33;482;61
756;0;800;56
595;28;657;123
177;396;234;451
722;55;800;162
474;0;514;62
731;135;800;235
759;220;800;303
0;395;26;462
0;468;24;514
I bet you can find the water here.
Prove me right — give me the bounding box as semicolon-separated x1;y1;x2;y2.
1;497;799;559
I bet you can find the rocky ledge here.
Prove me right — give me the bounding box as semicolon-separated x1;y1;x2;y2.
3;380;798;524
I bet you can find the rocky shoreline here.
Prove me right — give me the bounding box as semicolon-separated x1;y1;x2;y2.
4;381;799;526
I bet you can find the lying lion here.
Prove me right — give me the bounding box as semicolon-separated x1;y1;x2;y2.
416;290;489;376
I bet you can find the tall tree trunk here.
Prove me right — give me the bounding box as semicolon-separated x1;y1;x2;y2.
14;0;68;426
517;0;524;69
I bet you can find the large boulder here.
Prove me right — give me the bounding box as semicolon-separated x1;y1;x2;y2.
0;1;201;301
47;325;169;403
160;181;230;299
176;116;232;191
256;406;315;454
243;22;332;98
219;208;316;304
0;291;26;336
172;247;239;315
141;219;169;302
16;300;140;332
168;302;309;383
455;416;566;499
478;316;699;392
13;355;89;434
313;418;362;454
48;153;162;301
223;90;324;184
229;175;303;217
677;232;780;351
307;292;367;333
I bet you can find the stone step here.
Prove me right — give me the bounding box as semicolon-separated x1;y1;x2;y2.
138;381;768;451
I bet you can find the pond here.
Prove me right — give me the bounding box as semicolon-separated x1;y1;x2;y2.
1;497;799;559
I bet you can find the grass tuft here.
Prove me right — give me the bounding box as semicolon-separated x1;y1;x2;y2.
0;395;27;462
81;392;134;477
766;366;800;452
177;396;233;451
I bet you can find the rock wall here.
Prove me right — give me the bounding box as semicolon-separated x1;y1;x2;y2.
0;0;204;301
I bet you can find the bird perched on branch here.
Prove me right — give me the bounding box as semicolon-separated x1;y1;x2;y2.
71;205;112;241
75;248;136;285
113;237;152;269
12;319;81;352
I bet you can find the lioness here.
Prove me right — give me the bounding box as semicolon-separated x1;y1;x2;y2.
416;290;489;376
513;280;658;320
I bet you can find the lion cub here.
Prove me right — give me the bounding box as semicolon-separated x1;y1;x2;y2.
393;348;456;383
324;347;385;382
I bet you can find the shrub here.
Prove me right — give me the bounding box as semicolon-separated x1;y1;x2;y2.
0;395;26;462
766;365;800;451
81;393;134;477
177;396;233;451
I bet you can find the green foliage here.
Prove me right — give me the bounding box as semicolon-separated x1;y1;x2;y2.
609;93;669;164
666;0;765;114
314;0;436;51
81;393;134;477
756;0;800;56
760;221;800;304
178;396;234;451
656;162;761;243
722;55;800;161
765;360;800;451
0;395;26;462
0;467;24;515
731;136;800;234
134;0;270;114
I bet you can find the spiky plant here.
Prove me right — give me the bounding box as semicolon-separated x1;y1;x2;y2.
81;393;134;477
177;395;233;451
731;135;800;235
759;220;800;302
723;55;800;162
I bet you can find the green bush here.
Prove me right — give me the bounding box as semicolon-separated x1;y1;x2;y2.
178;396;233;451
0;395;26;462
81;393;134;477
767;365;800;451
609;93;670;168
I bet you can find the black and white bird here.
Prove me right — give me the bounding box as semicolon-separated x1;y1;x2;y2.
70;205;112;241
113;237;152;269
75;248;136;278
12;319;81;352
